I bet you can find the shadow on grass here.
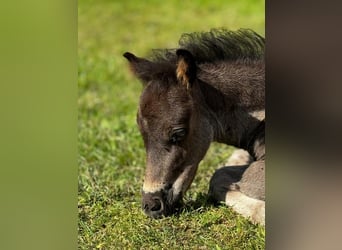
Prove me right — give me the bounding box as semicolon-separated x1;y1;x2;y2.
172;192;224;217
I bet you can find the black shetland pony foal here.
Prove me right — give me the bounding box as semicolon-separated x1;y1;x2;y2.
124;29;265;225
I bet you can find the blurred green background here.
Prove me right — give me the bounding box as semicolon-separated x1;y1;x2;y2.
78;0;264;249
0;1;77;250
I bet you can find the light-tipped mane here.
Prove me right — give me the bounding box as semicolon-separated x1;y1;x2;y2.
150;28;265;64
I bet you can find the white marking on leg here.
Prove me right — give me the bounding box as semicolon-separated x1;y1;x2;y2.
225;191;265;225
249;109;265;121
226;149;252;166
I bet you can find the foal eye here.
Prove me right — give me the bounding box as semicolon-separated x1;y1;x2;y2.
169;128;187;144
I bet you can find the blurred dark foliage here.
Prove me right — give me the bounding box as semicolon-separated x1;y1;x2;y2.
266;1;342;249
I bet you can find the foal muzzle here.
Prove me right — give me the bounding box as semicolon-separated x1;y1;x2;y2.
142;188;181;219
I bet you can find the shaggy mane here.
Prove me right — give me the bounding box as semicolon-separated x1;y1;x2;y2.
149;28;265;64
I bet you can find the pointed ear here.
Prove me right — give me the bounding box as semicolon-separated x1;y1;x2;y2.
123;52;153;84
176;49;197;89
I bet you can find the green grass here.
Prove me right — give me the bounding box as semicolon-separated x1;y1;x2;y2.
78;0;265;249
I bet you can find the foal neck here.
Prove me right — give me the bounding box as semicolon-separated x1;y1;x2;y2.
196;60;265;159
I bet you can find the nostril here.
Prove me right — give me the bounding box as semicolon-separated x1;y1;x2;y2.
150;198;162;212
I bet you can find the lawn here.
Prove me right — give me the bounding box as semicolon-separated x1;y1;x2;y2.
78;0;265;249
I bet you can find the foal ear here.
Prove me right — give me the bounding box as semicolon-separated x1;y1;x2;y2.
123;52;153;84
176;49;197;89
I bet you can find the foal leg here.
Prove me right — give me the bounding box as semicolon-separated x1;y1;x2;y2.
225;160;265;225
225;149;253;166
224;188;265;225
209;150;265;225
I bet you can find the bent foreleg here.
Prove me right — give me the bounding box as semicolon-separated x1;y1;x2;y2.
209;151;265;225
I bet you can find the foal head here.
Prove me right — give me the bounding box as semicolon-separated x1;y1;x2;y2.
124;50;213;218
